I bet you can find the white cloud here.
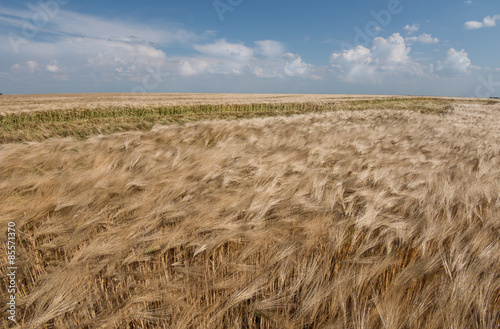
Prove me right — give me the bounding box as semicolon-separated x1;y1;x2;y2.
178;61;196;76
331;45;372;65
284;56;311;77
0;6;205;85
27;60;38;73
1;4;325;85
435;48;471;76
330;46;375;82
3;5;481;95
255;40;285;58
181;39;255;76
330;33;426;82
10;62;40;74
253;66;282;78
0;7;198;46
194;39;254;62
404;23;420;35
46;60;60;73
372;33;411;64
406;33;439;44
178;59;211;76
464;1;472;3
86;40;167;67
464;15;500;29
483;15;500;27
464;21;484;29
181;39;315;79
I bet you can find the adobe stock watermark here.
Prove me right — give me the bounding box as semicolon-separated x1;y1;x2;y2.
475;74;500;98
339;0;413;51
131;64;169;93
213;0;243;22
8;0;69;54
6;222;17;324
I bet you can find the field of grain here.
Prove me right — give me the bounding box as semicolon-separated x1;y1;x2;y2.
1;94;499;328
0;93;420;114
0;94;462;144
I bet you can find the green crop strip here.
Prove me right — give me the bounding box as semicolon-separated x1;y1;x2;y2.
0;98;457;143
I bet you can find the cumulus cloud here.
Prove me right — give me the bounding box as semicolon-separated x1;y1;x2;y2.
178;61;197;76
181;39;315;79
331;46;372;65
46;60;61;73
251;40;288;78
406;33;439;44
178;59;210;76
404;23;420;35
435;48;471;76
330;46;375;82
11;4;484;93
372;33;411;64
464;15;500;29
0;4;321;90
284;56;311;77
330;33;426;82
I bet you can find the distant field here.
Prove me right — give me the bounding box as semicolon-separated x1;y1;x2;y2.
0;93;478;143
0;93;429;113
0;94;499;328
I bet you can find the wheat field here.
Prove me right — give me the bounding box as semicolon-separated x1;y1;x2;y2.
0;93;422;114
1;94;499;328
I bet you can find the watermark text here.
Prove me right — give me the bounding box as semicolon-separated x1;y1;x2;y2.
213;0;243;22
6;222;17;323
8;0;70;53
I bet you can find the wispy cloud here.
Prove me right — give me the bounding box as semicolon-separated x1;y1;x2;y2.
0;5;321;85
0;6;198;46
406;33;439;44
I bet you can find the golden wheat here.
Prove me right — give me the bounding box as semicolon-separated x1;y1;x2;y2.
0;97;499;328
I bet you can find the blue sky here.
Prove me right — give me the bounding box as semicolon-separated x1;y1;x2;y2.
0;0;499;96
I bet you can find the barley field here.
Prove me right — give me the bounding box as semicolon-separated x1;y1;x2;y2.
0;93;424;114
1;94;499;328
